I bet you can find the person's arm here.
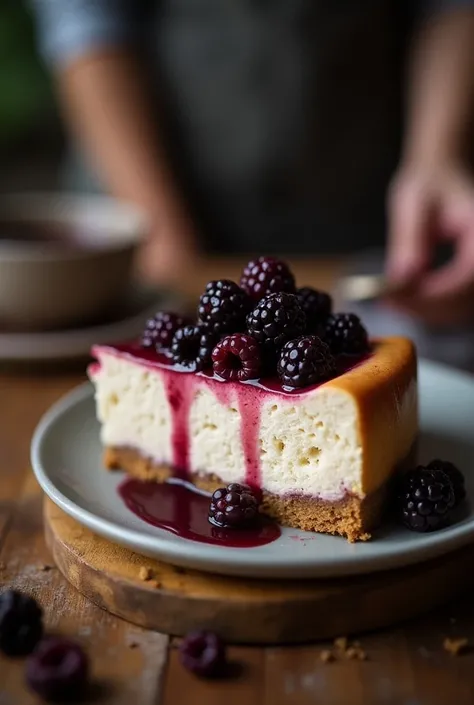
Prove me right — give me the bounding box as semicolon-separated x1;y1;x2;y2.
387;5;474;324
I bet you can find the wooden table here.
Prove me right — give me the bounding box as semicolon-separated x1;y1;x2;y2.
2;258;474;705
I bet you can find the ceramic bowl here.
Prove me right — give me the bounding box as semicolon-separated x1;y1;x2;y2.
0;193;146;331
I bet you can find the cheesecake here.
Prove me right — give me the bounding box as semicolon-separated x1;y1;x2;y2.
89;257;418;541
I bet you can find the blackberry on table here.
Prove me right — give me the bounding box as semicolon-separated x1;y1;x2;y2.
397;465;455;532
212;333;262;381
323;313;369;356
246;292;306;360
428;459;466;506
141;311;190;351
209;483;260;528
240;256;295;301
179;631;226;678
296;287;332;331
277;335;335;388
198;280;251;335
171;324;218;371
0;590;43;657
26;637;89;701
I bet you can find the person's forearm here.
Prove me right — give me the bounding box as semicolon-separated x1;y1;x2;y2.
57;49;182;218
402;7;474;168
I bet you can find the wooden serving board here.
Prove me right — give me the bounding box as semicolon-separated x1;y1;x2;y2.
44;498;474;644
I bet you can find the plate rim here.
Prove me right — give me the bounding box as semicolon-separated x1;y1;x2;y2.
31;359;474;579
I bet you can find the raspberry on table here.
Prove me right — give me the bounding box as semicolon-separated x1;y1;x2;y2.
0;590;43;657
427;459;466;506
296;287;332;331
246;292;306;359
240;256;295;301
179;631;226;678
141;311;191;351
323;313;369;356
397;465;455;532
277;335;336;388
26;637;89;701
171;324;218;371
198;280;251;335
212;334;262;381
209;483;260;528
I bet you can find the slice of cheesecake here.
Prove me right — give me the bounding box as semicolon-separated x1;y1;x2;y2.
89;336;417;541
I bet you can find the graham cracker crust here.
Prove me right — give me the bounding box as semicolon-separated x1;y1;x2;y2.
105;447;394;542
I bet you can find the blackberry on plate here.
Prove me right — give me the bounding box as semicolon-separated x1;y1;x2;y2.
397;465;455;532
296;287;332;331
428;459;466;506
277;335;335;388
141;311;190;351
171;324;218;371
246;292;306;359
209;483;260;528
179;630;226;678
26;637;89;701
212;333;261;381
0;590;43;657
198;280;251;335
323;312;369;356
240;256;295;301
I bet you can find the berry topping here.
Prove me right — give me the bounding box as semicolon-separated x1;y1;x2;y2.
179;631;226;678
141;311;190;351
277;335;336;388
323;313;369;356
212;334;261;381
296;287;332;330
246;292;306;358
240;256;296;301
171;325;218;371
209;483;260;528
397;466;455;532
26;637;89;701
428;459;466;506
198;280;251;335
0;590;43;657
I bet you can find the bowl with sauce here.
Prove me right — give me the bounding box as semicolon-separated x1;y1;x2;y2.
0;193;146;330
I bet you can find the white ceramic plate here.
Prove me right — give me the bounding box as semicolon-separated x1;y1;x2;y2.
31;360;474;579
0;285;177;362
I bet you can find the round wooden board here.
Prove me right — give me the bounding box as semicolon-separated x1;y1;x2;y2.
44;498;474;644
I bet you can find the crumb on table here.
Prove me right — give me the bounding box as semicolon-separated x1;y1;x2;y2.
346;646;367;661
138;566;152;581
334;637;349;652
320;650;335;663
443;637;469;656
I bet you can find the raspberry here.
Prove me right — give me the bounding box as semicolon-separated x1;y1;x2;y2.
26;637;89;701
323;313;369;355
171;325;218;371
0;590;43;657
209;483;260;528
212;334;261;381
141;312;190;351
397;466;455;532
428;459;466;506
246;292;306;359
277;335;335;388
198;280;251;335
179;631;226;678
240;256;295;301
296;287;332;331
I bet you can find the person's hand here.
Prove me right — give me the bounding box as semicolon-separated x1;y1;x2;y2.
386;162;474;326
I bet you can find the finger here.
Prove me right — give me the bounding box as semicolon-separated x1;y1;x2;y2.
419;224;474;301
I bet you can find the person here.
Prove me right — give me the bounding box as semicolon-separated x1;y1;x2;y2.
31;1;474;327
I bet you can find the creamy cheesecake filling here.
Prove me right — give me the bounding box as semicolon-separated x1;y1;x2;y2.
91;349;363;501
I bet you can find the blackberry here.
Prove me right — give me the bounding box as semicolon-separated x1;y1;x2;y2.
277;335;336;388
246;292;306;359
26;637;89;701
428;459;466;506
296;287;332;331
209;483;260;528
398;466;455;532
171;325;218;372
323;313;369;355
141;311;190;351
198;280;251;335
212;334;262;382
179;631;226;678
240;256;295;301
0;590;43;657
